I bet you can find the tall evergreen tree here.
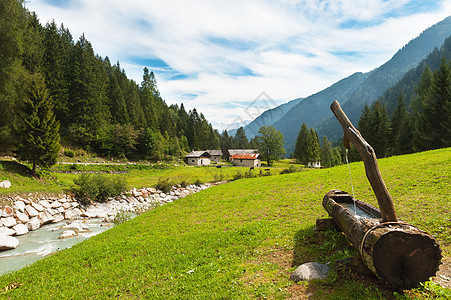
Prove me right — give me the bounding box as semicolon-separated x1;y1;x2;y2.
14;74;61;176
412;66;434;151
416;57;450;150
390;92;410;155
306;128;321;165
0;0;27;153
234;126;250;149
293;123;309;165
321;136;332;168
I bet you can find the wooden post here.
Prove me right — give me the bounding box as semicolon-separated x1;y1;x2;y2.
330;100;397;222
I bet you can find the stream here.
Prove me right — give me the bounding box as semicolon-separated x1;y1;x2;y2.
0;219;113;275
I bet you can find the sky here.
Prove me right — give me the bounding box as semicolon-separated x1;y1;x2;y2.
26;0;451;131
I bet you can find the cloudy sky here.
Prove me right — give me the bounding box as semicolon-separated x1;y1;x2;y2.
26;0;450;130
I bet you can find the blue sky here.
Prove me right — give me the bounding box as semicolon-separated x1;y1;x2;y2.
28;0;450;130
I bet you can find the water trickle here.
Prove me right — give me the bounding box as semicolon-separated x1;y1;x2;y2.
345;149;357;215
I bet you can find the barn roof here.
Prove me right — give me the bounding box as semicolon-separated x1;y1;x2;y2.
206;149;222;156
185;151;211;158
230;153;260;160
227;149;258;156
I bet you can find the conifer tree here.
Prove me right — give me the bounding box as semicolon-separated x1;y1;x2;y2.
15;74;61;176
293;123;309;165
306;128;321;166
390;92;409;155
321;136;332;168
234;127;250;149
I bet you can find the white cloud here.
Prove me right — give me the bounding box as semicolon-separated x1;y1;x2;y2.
26;0;451;125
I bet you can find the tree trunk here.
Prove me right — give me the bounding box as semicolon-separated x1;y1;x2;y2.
323;190;442;289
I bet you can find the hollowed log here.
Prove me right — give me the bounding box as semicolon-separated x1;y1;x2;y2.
323;190;442;289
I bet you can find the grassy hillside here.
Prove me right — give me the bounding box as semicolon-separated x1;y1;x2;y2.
0;149;449;299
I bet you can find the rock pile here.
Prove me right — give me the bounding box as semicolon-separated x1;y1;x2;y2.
0;182;221;251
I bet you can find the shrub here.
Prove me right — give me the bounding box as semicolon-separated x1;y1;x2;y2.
64;149;75;157
232;171;243;180
155;177;173;193
72;173;127;205
69;163;77;170
113;209;135;225
244;169;257;178
280;165;299;174
194;179;203;186
180;180;188;188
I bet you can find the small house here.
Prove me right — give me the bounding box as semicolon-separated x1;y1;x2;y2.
230;153;261;168
226;149;258;161
308;161;321;168
206;149;222;162
184;151;212;166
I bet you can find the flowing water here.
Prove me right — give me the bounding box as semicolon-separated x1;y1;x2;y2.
0;219;112;275
345;149;357;215
340;203;377;220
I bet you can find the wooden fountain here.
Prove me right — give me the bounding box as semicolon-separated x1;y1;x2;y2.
321;100;442;289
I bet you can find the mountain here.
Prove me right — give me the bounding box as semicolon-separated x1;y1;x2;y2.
211;119;251;133
239;97;303;138
252;15;451;154
316;15;451;142
272;71;369;153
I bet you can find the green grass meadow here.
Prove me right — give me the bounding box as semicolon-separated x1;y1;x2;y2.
0;149;449;299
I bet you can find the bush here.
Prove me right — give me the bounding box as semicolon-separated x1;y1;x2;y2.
194;179;203;186
155;177;173;193
113;209;135;225
180;180;188;188
64;149;75;157
232;171;244;180
72;173;127;205
280;165;299;174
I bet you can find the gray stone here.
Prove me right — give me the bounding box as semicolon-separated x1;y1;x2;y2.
63;221;88;233
24;205;39;217
0;180;11;188
38;210;54;225
60;230;77;239
27;217;41;231
0;227;15;236
62;202;71;210
12;223;28;236
1;217;17;228
16;212;29;223
14;200;26;213
50;201;62;208
31;202;44;212
3;205;14;217
52;213;64;223
38;200;52;209
290;262;330;282
0;235;19;250
64;208;82;220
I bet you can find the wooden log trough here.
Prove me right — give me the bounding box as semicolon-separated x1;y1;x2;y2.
321;100;442;290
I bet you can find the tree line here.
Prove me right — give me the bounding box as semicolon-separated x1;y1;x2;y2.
0;0;220;172
357;57;451;159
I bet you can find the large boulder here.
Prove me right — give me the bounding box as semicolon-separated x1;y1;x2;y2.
38;210;54;225
24;205;39;217
3;205;14;217
31;202;45;212
14;200;26;213
12;223;28;236
0;235;19;250
38;200;52;209
27;217;41;231
16;212;29;223
62;221;89;233
0;227;15;236
64;208;82;220
60;230;77;239
1;217;17;228
0;180;11;188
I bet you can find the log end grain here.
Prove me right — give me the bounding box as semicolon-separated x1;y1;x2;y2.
372;230;442;289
